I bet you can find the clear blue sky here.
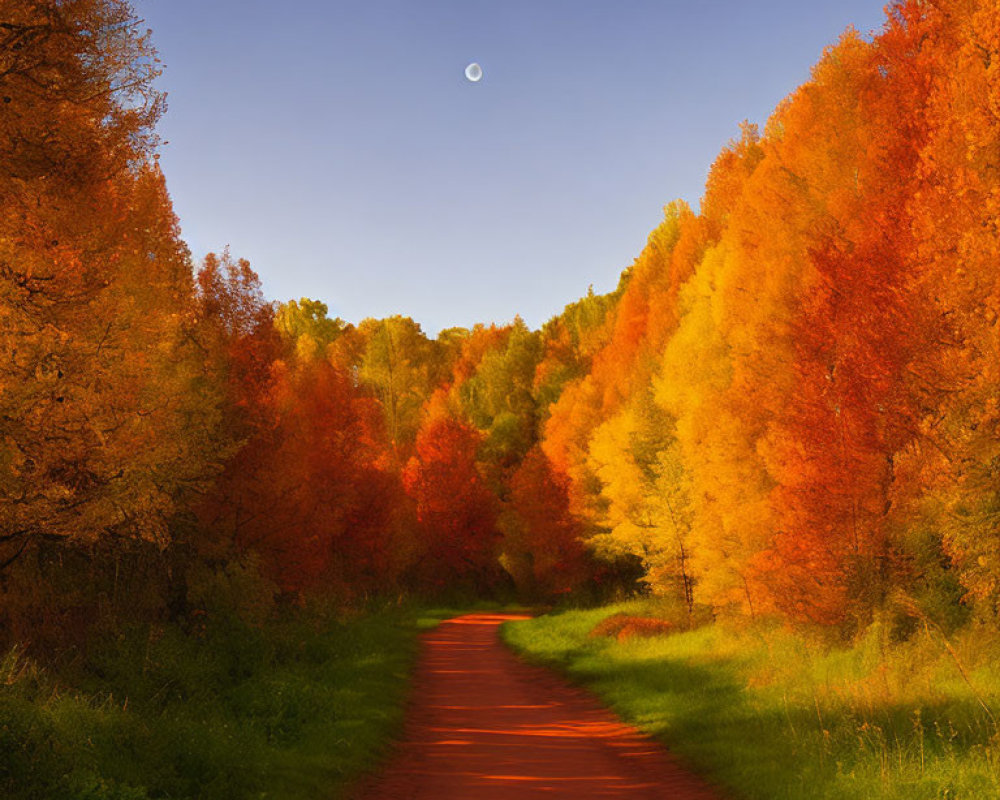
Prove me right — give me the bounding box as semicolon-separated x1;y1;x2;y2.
136;0;888;335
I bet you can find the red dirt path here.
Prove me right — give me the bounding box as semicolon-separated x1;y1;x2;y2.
355;613;725;799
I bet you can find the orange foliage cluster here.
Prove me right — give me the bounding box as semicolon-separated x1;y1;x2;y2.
539;0;1000;631
589;614;675;642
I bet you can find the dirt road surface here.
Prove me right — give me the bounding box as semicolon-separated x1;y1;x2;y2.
355;613;725;799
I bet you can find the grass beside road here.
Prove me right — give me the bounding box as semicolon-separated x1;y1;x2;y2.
0;604;477;800
502;601;1000;800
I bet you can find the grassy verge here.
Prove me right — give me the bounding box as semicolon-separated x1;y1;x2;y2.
0;604;461;800
502;601;1000;800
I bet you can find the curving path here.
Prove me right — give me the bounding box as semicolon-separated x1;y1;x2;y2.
355;613;724;799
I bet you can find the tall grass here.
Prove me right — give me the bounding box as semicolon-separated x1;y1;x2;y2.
0;605;442;800
503;601;1000;799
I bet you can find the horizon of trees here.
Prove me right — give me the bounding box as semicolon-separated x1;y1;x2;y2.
2;0;999;652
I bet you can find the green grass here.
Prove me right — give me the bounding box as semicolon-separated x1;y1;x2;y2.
0;605;433;800
502;601;1000;800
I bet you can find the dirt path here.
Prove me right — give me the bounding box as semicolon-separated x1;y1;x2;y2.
355;613;724;799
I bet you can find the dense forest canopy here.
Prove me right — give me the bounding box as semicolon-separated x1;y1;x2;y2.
2;0;999;650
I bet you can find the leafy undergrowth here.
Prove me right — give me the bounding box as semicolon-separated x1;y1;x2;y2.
0;604;470;800
503;601;1000;800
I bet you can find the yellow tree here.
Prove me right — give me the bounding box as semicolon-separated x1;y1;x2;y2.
587;391;695;621
654;126;770;618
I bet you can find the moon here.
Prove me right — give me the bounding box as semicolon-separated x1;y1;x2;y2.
465;62;483;82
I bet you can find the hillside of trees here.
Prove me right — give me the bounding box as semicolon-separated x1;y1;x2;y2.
2;0;999;658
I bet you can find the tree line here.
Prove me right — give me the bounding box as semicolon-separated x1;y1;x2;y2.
2;0;998;652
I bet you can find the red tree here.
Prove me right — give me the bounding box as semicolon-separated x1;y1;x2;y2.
503;447;588;600
403;417;501;593
200;357;406;597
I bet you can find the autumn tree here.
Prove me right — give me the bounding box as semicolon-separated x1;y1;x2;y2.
587;392;696;621
0;1;166;566
533;286;619;428
500;447;588;600
901;0;1000;618
542;202;707;524
356;316;444;455
274;298;345;360
200;355;406;597
0;3;240;647
403;415;502;594
458;318;542;471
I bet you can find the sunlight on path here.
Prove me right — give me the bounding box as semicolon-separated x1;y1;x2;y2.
354;613;724;799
